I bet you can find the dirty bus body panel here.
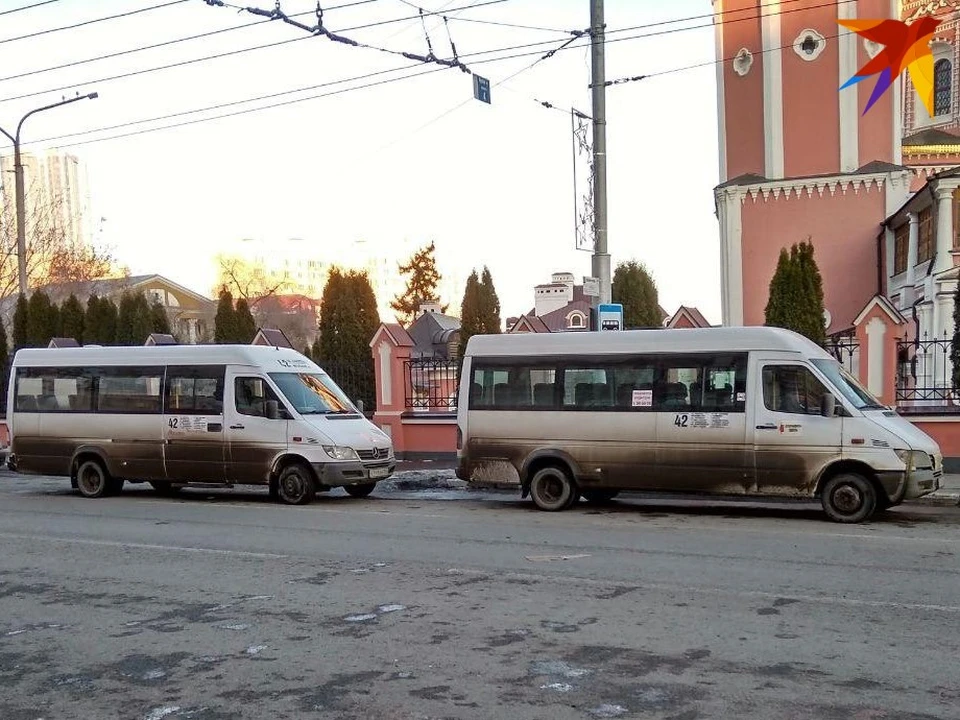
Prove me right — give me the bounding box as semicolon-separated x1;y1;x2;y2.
456;327;942;523
7;345;395;504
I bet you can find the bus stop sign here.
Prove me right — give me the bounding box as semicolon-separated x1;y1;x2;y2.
597;303;623;331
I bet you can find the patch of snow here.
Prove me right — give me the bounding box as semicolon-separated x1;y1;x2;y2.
540;683;574;692
244;645;267;656
142;669;166;681
344;614;377;623
219;623;249;631
530;660;592;679
144;707;181;720
377;604;406;614
589;704;628;718
5;628;26;636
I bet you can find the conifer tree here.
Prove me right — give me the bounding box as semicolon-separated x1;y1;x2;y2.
478;266;502;334
612;260;661;328
12;294;28;348
150;297;171;335
60;294;86;343
390;241;446;326
214;287;239;343
458;270;483;362
235;298;257;343
26;291;56;347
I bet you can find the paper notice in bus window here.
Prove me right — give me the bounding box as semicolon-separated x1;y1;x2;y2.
736;392;746;402
632;389;653;407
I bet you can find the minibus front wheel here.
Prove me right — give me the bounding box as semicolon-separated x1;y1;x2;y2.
820;472;877;523
529;465;578;512
276;463;315;505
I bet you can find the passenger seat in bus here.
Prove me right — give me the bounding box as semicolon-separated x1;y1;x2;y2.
533;383;554;407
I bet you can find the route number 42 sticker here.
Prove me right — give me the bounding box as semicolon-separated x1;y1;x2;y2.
674;414;689;427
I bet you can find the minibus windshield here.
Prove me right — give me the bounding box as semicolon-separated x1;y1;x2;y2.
268;372;356;415
810;359;886;410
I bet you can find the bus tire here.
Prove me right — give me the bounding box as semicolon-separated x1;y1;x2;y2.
582;489;620;504
345;482;376;498
529;465;576;512
821;473;876;523
76;459;110;499
277;463;315;505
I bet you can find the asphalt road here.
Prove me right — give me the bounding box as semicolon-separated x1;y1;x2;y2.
1;474;959;720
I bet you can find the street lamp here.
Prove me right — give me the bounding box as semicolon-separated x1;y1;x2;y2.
0;92;99;296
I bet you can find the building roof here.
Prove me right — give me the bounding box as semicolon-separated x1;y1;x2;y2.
252;327;293;348
28;273;213;305
508;314;551;333
406;310;461;358
538;299;593;332
667;306;712;329
47;337;79;348
715;161;910;191
902;128;960;147
146;333;177;346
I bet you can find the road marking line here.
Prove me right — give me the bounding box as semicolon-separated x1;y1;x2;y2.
525;554;591;562
0;532;288;559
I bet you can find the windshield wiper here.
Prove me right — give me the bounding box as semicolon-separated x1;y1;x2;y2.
860;403;888;410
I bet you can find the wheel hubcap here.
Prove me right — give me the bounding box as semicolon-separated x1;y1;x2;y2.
541;475;563;503
833;485;862;514
282;475;305;499
79;467;102;495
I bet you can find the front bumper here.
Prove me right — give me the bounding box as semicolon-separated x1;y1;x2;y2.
905;468;941;499
311;460;395;487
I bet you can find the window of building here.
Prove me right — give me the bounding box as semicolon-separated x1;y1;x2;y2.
568;313;585;329
165;366;224;414
918;207;934;263
894;223;909;274
761;365;828;415
935;58;952;117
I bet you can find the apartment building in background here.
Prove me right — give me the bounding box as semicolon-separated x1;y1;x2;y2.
0;149;93;248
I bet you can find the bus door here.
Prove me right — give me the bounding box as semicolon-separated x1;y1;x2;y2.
162;366;227;483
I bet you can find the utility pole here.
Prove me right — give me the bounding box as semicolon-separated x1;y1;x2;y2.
0;92;99;296
590;0;611;305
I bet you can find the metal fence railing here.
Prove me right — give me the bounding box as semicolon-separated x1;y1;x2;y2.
825;333;860;378
896;337;957;407
403;358;459;412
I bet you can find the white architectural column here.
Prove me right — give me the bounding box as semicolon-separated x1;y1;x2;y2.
760;0;784;179
717;189;744;326
714;0;727;183
907;212;919;286
865;317;886;398
934;185;954;273
838;0;859;172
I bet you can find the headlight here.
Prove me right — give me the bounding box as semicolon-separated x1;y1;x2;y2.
322;445;358;461
893;450;932;471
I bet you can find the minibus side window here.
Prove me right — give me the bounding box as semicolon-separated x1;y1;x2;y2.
762;365;828;415
235;377;283;418
14;367;93;412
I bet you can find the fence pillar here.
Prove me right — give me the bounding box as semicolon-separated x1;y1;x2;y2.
369;324;414;452
853;296;907;407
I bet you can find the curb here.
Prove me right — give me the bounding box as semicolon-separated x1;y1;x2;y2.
908;492;960;507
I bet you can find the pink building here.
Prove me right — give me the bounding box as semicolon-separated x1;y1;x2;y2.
714;0;960;463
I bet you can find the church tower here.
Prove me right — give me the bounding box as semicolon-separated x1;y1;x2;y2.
713;0;913;332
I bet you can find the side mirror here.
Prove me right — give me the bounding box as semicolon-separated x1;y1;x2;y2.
820;392;836;418
265;400;280;420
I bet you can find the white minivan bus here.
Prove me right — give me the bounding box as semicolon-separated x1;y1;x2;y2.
6;344;395;504
456;327;942;523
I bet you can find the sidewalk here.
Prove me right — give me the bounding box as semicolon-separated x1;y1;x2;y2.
918;473;960;506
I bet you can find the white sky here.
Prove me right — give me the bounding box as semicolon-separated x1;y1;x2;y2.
0;0;722;324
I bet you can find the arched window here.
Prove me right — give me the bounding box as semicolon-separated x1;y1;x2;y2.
934;58;952;117
568;313;585;329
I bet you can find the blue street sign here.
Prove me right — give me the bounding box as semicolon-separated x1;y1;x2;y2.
473;75;491;104
597;303;623;331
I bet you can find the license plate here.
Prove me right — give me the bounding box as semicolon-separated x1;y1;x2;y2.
369;467;389;479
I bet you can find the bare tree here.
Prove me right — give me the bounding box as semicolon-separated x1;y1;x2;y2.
214;255;290;302
0;179;123;301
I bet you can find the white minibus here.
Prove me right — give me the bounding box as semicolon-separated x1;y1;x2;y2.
6;344;395;504
456;326;942;523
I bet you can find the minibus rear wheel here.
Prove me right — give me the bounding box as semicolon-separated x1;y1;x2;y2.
76;459;110;499
529;465;577;512
821;472;877;523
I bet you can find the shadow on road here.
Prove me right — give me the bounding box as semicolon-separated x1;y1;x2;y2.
12;476;955;527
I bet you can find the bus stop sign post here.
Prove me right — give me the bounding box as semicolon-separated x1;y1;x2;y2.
596;303;623;331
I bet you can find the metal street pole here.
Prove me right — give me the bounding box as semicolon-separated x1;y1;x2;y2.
590;0;611;306
0;92;99;296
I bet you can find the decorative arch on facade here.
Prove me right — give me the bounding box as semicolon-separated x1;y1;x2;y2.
567;311;586;329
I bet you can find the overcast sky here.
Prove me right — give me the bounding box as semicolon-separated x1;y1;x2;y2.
0;0;721;323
